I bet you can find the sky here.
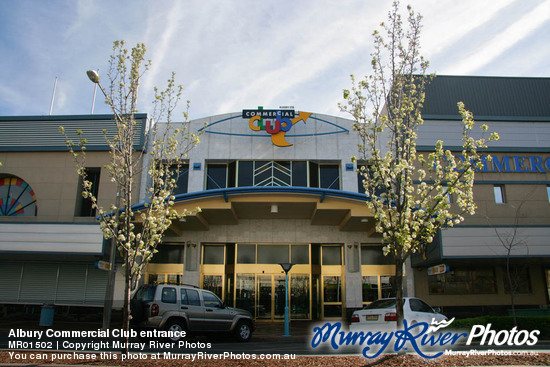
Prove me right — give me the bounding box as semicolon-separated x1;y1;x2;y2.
0;0;549;121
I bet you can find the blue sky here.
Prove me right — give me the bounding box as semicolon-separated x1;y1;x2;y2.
1;0;549;120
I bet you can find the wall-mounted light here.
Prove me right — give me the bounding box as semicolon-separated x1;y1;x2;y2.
271;204;278;214
361;218;369;223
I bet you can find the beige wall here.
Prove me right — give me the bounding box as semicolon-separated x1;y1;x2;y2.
0;151;141;222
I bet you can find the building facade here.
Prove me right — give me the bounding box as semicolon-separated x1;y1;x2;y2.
412;76;550;316
139;110;395;321
0;114;147;310
1;75;549;321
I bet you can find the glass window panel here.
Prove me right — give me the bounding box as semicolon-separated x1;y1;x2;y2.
309;162;319;188
238;161;253;187
428;268;497;295
237;244;256;264
291;245;309;264
167;274;180;284
322;246;342;265
206;164;227;189
202;291;222;307
361;246;394;265
494;185;505;203
228;161;236;188
203;245;224;265
186;289;201;306
292;161;307;187
161;287;176;303
547;186;550;203
150;245;185;264
324;305;342;318
362;276;379;302
504;266;531;294
323;276;342;302
291;275;310;319
236;274;255;315
257;244;289;264
320;165;340;190
202;275;223;298
170;164;189;195
380;276;396;298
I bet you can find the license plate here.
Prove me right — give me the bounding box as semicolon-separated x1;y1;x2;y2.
365;315;378;321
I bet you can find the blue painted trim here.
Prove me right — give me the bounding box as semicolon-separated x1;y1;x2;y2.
131;186;369;211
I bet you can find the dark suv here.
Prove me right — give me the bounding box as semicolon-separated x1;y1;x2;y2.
130;284;254;342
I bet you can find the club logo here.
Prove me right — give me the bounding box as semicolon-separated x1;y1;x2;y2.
243;109;312;147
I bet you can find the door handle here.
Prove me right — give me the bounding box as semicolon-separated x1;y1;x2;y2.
206;309;213;312
181;306;188;310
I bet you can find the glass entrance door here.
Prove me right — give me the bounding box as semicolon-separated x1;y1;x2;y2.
256;274;285;320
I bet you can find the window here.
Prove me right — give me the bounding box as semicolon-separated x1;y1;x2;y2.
206;164;228;189
428;268;497;295
0;175;38;216
150;244;185;264
361;246;394;265
319;164;340;189
547;185;550;203
76;167;100;217
494;185;505;204
443;185;452;204
362;276;379;303
202;291;223;307
322;246;342;265
182;289;201;306
504;266;531;294
161;287;177;303
170;164;189;195
409;298;434;313
202;245;225;265
237;244;256;264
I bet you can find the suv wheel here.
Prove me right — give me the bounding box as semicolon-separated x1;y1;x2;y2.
164;319;187;342
234;320;252;342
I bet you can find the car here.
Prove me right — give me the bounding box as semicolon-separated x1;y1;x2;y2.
349;297;446;331
130;283;255;342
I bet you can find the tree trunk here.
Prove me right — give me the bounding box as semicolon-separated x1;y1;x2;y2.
395;254;405;330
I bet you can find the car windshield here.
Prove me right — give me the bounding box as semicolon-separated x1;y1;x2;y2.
133;285;156;302
365;299;396;309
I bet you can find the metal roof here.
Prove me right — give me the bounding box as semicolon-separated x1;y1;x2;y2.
422;75;550;120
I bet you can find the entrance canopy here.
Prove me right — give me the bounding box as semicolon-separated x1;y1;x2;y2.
134;187;376;234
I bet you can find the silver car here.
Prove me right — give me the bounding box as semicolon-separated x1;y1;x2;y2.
131;284;255;342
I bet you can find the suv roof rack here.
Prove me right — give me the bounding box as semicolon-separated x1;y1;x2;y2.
149;282;200;288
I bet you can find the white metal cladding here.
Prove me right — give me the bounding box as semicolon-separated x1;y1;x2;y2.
441;227;550;257
0;118;145;150
0;223;103;254
0;262;107;306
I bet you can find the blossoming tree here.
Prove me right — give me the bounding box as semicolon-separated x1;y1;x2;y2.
340;2;499;326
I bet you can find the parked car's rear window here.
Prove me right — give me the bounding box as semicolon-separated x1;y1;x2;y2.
133;285;156;302
365;299;396;309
